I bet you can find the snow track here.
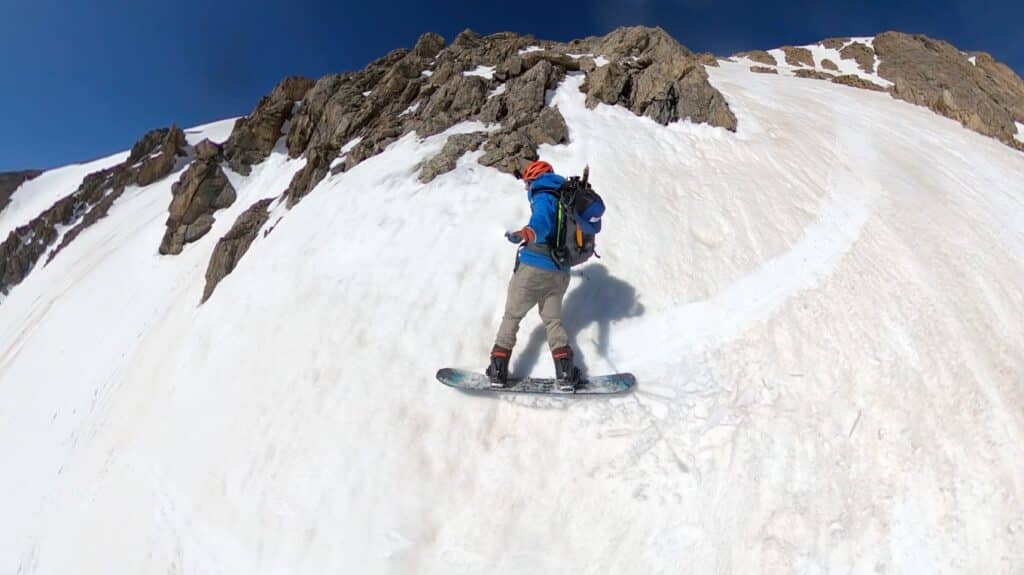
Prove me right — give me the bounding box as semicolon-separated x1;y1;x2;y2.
1;62;1023;573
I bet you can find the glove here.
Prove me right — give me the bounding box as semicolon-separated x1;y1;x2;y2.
505;227;535;244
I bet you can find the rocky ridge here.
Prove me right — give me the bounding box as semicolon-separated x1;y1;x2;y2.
196;26;737;301
1;127;186;295
732;32;1024;151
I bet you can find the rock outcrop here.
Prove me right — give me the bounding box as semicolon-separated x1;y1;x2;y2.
750;66;778;75
159;139;236;255
794;69;835;80
746;33;1024;152
224;76;315;175
832;75;887;92
578;27;737;131
874;32;1024;150
0;170;43;214
839;42;876;74
781;46;814;67
202;198;273;302
194;26;737;302
736;50;776;66
1;128;186;296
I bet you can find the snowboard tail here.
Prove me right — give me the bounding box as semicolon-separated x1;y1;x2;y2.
436;368;635;395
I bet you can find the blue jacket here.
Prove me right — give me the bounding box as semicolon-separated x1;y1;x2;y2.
518;173;567;272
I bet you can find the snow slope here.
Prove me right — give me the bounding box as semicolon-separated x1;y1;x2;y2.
1;62;1023;574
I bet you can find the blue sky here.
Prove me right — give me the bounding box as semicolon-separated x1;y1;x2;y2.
1;0;1021;171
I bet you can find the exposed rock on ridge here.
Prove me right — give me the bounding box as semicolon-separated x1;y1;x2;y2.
874;32;1024;150
159;139;237;255
1;127;186;296
196;26;737;302
202;198;273;302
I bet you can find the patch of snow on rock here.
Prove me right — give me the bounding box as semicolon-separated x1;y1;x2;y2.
463;65;495;80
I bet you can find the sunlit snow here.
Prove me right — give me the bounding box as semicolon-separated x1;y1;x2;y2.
1;55;1023;575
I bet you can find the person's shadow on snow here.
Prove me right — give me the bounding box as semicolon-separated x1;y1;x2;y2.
511;264;644;378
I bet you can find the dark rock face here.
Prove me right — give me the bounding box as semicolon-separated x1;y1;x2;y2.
839;42;876;73
874;32;1024;150
1;127;186;296
224;76;315;175
0;170;43;214
821;59;839;71
159;139;236;255
202;198;273;302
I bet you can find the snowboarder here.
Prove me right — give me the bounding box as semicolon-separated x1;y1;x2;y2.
486;160;603;391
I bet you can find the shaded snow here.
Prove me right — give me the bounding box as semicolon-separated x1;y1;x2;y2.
2;56;1024;575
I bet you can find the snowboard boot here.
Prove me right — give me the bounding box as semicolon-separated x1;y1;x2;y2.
552;346;580;392
486;345;511;388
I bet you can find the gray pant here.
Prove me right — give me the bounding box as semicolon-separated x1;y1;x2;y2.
494;264;571;351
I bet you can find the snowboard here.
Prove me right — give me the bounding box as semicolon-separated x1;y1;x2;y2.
436;367;635;395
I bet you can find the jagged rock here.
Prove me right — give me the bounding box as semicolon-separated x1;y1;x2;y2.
526;106;568;146
202;198;273;303
194;139;221;160
0;170;43;214
159;152;236;255
286;74;347;157
736;50;776;65
832;75;887;92
224;76;315;174
821;59;839;71
418;132;486;183
794;69;835;80
137;126;187;186
412;32;445;58
580;27;737;131
582;62;630;106
750;66;778;74
781;47;814;67
479;131;537;173
840;42;876;73
874;31;1024;148
285;144;337;207
821;37;850;50
184;214;215;243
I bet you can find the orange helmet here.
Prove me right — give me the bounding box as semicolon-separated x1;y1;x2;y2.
521;160;553;183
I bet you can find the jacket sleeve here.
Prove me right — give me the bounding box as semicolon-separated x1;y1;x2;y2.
526;194;558;245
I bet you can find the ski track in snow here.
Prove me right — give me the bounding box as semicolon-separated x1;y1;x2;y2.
1;60;1024;574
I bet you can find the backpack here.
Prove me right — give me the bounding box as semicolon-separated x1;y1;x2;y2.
537;167;605;269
